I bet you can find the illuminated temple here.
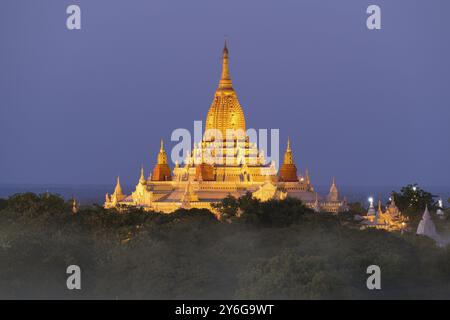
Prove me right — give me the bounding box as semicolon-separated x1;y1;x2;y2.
105;44;347;214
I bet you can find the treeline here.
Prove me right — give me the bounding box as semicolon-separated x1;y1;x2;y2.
0;192;449;299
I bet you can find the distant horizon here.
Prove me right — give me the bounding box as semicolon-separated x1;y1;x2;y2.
1;183;448;206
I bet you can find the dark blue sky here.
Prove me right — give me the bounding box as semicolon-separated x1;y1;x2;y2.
1;0;449;188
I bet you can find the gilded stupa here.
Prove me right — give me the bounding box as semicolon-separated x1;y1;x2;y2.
205;42;246;137
105;43;347;214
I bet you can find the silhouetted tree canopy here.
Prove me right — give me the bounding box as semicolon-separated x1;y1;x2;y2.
392;184;437;220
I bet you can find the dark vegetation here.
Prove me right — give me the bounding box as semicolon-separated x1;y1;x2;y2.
0;191;449;299
392;184;438;225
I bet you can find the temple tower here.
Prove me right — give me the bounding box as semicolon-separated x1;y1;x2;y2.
152;139;172;181
327;177;339;202
111;176;125;203
279;138;299;182
205;42;246;140
139;165;147;185
366;197;376;216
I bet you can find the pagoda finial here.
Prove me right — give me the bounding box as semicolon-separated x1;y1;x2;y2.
305;168;311;184
114;176;123;196
157;139;168;164
331;177;337;189
223;38;228;55
282;137;294;165
220;40;231;85
329;177;338;199
139;165;146;185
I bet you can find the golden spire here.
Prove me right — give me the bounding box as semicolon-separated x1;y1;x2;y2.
221;41;230;79
114;176;123;196
139;165;146;185
157;139;168;164
218;40;233;91
205;42;246;137
71;196;78;214
329;177;338;194
378;199;382;214
283;137;294;165
328;177;339;201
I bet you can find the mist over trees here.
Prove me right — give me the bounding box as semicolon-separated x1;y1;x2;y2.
0;191;449;299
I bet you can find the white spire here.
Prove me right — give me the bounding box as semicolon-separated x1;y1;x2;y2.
437;199;445;216
390;193;396;207
417;205;440;244
327;177;339;201
367;197;376;216
139;165;146;185
313;193;320;213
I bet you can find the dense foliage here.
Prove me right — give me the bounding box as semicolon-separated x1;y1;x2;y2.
0;192;449;299
392;184;437;219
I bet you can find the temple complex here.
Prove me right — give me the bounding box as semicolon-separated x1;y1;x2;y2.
360;196;408;231
105;44;347;214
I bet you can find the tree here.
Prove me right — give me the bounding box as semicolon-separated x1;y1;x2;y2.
211;195;239;220
392;184;437;218
4;192;68;217
0;198;7;211
347;202;365;215
237;192;260;215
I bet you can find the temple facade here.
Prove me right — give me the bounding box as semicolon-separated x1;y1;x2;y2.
105;44;347;214
360;196;408;231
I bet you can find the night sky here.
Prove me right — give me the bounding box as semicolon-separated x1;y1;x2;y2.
1;0;449;188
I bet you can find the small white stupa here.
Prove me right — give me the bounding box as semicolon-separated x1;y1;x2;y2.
367;197;376;216
313;193;321;213
417;205;441;245
436;199;445;217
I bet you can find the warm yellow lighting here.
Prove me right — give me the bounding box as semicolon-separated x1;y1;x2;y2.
104;43;345;215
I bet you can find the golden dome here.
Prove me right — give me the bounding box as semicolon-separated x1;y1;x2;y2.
205;43;246;140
